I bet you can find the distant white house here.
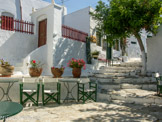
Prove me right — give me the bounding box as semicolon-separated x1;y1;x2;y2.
64;6;96;36
63;6;148;61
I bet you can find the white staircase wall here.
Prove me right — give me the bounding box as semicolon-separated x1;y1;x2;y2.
0;30;37;65
53;37;87;76
22;45;48;75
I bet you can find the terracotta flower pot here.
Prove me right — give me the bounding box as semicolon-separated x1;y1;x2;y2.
51;68;64;78
29;68;42;77
72;68;81;78
0;65;14;77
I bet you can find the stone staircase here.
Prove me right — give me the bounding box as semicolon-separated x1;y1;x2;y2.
13;61;24;75
90;62;162;105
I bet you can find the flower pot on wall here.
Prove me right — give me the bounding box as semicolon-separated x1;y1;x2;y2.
29;68;42;77
72;68;81;78
0;65;14;77
51;68;64;78
92;55;99;59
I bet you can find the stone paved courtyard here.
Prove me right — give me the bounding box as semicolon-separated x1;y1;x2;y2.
4;101;162;122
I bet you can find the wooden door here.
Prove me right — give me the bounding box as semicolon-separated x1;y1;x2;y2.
38;19;47;47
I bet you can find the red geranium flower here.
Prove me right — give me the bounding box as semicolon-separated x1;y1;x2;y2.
33;60;36;63
67;58;86;70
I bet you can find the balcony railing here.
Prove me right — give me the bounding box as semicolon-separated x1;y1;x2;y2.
62;25;88;43
0;16;34;34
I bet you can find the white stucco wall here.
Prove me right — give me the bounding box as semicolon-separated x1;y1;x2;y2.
0;30;37;65
21;0;50;21
23;45;47;74
0;0;21;19
30;5;54;75
63;6;91;35
126;30;147;59
126;36;141;58
29;4;63;75
0;0;50;21
89;7;97;36
147;25;162;73
53;37;86;76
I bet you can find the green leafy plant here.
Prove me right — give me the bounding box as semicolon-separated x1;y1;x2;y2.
27;60;43;68
67;58;86;69
89;35;97;43
91;50;100;56
90;0;162;74
51;65;65;71
0;59;11;66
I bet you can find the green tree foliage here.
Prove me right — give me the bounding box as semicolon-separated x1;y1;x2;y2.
91;0;162;74
91;0;161;45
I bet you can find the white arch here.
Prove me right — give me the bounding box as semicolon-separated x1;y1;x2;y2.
1;11;14;18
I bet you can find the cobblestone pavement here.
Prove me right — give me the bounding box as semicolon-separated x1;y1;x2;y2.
3;100;162;122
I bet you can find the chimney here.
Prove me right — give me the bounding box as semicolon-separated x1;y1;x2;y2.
51;0;55;4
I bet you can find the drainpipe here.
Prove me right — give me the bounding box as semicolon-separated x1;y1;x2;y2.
19;0;22;20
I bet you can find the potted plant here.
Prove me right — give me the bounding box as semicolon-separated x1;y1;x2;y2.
89;35;97;43
51;65;65;78
27;60;43;77
67;58;86;78
0;59;14;77
91;50;100;59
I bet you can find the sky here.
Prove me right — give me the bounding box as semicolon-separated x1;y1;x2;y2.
43;0;108;14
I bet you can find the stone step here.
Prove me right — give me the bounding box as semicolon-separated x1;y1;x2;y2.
13;71;23;76
15;62;23;67
99;83;156;91
96;77;156;84
94;73;138;78
101;66;141;70
95;69;140;74
112;62;142;67
113;63;142;67
14;66;23;72
100;67;141;72
98;89;162;105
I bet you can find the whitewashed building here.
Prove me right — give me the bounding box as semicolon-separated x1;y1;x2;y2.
63;6;148;62
0;0;149;77
0;0;89;76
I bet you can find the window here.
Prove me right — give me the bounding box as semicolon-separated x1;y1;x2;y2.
131;41;137;44
1;12;14;31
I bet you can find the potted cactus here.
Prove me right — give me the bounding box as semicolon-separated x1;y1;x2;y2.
0;59;14;77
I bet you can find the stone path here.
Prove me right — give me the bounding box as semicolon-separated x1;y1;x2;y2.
5;101;162;122
92;61;162;105
4;62;162;122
